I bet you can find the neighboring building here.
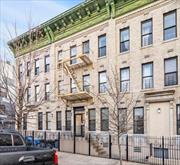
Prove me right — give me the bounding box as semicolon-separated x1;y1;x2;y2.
0;60;15;129
8;0;180;137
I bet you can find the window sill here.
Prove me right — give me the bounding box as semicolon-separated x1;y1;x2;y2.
164;84;179;90
140;88;154;93
119;51;130;56
162;37;178;44
97;56;107;60
140;44;153;50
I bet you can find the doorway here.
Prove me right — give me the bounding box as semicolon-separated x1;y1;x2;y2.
74;107;85;137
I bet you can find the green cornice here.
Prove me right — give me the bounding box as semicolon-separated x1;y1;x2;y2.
8;0;157;57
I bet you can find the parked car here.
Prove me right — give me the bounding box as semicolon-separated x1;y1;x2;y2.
0;129;58;165
25;136;59;149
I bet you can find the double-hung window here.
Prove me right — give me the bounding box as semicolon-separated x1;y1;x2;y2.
45;55;50;72
27;62;30;77
99;71;107;93
133;107;144;134
70;78;77;93
98;34;106;57
35;85;39;102
70;45;77;64
120;67;130;92
35;59;40;75
89;109;96;131
120;27;130;53
45;83;50;100
164;10;177;41
177;105;180;135
23;114;27;130
83;74;90;92
46;112;51;130
58;80;64;94
164;57;178;86
141;19;152;47
83;40;90;54
101;108;109;131
19;64;23;80
66;111;71;131
56;111;62;130
142;62;153;89
27;87;31;103
58;50;63;61
38;112;43;130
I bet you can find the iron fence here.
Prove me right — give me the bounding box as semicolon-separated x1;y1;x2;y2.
20;131;180;165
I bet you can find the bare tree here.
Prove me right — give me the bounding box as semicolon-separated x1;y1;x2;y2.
0;18;56;131
93;66;140;165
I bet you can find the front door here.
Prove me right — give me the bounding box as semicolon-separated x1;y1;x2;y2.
74;107;85;137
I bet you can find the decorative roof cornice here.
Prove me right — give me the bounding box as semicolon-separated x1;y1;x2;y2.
8;0;157;57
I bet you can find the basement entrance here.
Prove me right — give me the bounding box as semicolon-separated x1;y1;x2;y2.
74;107;85;137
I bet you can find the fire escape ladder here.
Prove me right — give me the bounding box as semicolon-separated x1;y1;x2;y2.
63;63;82;92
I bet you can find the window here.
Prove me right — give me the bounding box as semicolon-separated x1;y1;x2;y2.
38;112;43;130
70;78;77;93
154;148;168;159
27;87;31;103
56;111;62;130
58;50;63;61
98;34;106;57
177;105;180;135
120;27;130;53
101;108;109;131
164;57;178;86
142;63;153;89
66;111;71;131
19;64;23;79
45;55;50;72
0;134;12;146
45;83;50;101
89;109;96;131
83;74;90;92
133;107;144;134
27;62;30;76
58;80;64;93
13;135;24;146
70;45;77;64
83;40;90;54
35;85;39;102
141;19;152;47
23;114;27;130
164;10;177;40
99;71;107;93
46;112;51;130
120;67;130;92
35;59;40;75
119;108;127;130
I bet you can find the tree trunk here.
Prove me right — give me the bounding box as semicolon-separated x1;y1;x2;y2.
117;135;123;165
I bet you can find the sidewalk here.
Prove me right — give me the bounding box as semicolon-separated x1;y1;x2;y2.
58;152;146;165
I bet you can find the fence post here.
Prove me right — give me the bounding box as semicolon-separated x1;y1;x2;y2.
58;132;60;151
73;133;76;154
44;131;47;148
109;134;112;159
162;136;165;165
88;133;91;156
126;134;129;161
32;131;34;146
25;130;27;137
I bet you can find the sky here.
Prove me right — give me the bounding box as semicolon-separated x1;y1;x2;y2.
0;0;84;62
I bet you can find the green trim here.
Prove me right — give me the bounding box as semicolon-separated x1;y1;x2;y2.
9;0;157;57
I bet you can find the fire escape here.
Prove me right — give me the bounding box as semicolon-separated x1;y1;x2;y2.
57;54;93;103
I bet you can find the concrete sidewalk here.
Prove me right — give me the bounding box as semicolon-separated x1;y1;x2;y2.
58;152;146;165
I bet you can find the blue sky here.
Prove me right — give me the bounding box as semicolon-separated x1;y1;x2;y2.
0;0;84;61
